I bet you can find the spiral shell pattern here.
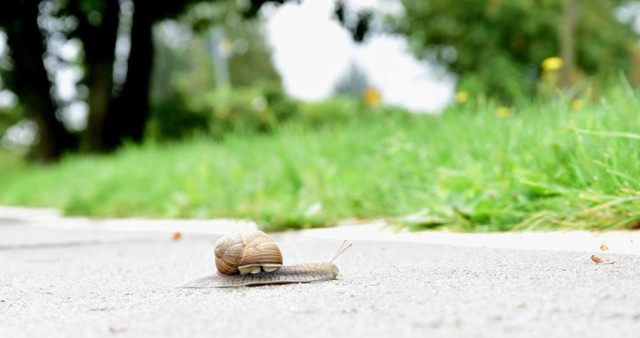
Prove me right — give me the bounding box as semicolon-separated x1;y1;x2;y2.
214;230;283;275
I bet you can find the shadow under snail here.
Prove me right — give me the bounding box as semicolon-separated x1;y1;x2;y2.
181;230;352;288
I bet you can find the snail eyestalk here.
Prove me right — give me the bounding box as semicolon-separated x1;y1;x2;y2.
330;240;352;263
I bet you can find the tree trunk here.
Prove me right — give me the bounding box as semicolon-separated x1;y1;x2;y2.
5;0;76;162
103;1;154;150
85;61;116;152
70;0;120;152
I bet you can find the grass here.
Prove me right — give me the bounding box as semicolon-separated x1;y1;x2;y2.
1;88;639;231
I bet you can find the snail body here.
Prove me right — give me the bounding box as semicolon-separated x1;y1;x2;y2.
181;230;350;288
182;262;339;288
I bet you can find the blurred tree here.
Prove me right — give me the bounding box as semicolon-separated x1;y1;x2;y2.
0;0;292;161
65;0;120;152
148;6;283;141
152;3;282;101
395;0;639;102
73;0;214;151
333;61;370;98
226;23;282;88
0;1;77;161
0;0;370;161
333;0;375;42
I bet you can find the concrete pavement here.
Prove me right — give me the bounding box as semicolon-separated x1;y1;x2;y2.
1;207;640;337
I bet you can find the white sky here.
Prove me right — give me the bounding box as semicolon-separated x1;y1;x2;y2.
264;0;454;112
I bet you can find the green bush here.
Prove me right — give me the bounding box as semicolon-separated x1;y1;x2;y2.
148;92;210;141
191;86;298;137
148;85;299;140
148;85;415;143
296;96;364;126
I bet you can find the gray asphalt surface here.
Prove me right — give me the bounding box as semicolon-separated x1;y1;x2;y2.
2;219;640;338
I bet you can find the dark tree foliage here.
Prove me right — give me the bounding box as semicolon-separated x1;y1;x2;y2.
67;0;223;152
65;0;120;152
0;0;368;161
333;0;374;42
0;1;77;161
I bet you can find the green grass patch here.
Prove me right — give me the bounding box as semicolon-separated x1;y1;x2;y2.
1;90;639;231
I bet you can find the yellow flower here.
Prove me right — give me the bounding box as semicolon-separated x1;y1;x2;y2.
456;91;469;103
496;106;511;118
600;242;609;251
571;99;584;111
542;57;563;71
363;86;381;107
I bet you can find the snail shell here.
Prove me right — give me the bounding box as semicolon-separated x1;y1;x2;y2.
181;230;352;288
214;230;283;275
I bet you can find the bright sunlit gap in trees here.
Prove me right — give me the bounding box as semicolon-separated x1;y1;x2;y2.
264;0;455;112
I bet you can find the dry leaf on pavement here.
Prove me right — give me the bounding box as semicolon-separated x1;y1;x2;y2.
591;254;615;265
172;232;182;241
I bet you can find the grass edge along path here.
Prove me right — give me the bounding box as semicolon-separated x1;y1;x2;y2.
1;91;639;232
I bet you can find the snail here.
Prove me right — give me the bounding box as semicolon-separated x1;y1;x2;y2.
181;230;352;288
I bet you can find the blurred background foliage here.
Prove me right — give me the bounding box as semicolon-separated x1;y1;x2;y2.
396;0;640;103
147;1;287;140
0;0;640;161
